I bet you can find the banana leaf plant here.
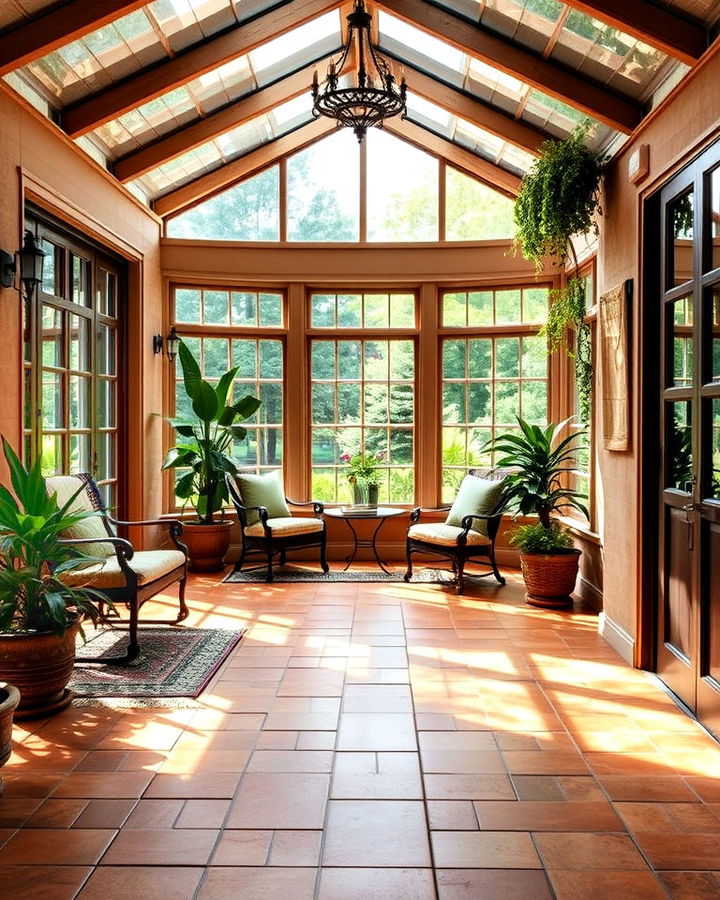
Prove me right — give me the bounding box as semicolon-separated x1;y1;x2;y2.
485;416;588;528
162;340;261;524
0;438;107;636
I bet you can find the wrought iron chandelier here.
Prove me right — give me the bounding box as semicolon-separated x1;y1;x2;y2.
312;0;407;143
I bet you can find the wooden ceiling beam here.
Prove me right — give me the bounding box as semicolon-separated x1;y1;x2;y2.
374;0;640;133
0;0;149;76
384;117;521;199
63;0;343;138
399;60;547;155
560;0;706;64
155;118;337;218
115;56;335;182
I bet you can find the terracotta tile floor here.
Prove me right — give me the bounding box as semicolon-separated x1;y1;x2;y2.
2;566;720;898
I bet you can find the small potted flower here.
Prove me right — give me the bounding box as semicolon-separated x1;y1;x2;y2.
342;450;385;509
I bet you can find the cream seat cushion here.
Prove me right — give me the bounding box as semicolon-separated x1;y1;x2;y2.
408;523;490;547
244;517;324;538
60;550;186;589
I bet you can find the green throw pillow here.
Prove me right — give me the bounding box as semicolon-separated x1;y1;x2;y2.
445;475;505;537
235;471;290;525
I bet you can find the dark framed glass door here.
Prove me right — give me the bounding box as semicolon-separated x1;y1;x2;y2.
23;213;126;513
655;140;720;734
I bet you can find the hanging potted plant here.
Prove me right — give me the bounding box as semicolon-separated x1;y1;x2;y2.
487;417;588;608
0;439;107;717
513;125;605;422
162;340;261;571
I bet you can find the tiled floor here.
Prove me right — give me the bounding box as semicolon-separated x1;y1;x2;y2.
2;566;720;899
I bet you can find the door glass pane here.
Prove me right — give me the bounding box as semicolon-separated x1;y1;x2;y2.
69;375;90;429
669;192;693;286
70;315;91;371
712;398;720;499
671;294;694;387
72;254;90;306
97;324;116;376
713;289;720;383
42;371;63;428
41;241;60;296
69;433;90;473
42;306;63;367
40;434;63;476
97;380;116;429
97;432;115;481
669;401;693;491
710;166;720;272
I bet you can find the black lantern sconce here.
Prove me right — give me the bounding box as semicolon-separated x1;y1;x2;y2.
153;326;179;362
1;229;45;302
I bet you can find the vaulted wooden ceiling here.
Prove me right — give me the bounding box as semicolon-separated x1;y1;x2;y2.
1;0;718;219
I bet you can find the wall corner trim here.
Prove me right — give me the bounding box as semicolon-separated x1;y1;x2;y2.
598;612;635;665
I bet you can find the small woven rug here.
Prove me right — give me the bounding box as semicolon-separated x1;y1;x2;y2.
69;627;245;705
223;565;453;585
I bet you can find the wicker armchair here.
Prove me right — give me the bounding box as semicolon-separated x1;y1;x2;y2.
404;468;508;595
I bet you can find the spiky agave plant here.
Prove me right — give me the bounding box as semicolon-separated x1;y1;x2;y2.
0;439;107;635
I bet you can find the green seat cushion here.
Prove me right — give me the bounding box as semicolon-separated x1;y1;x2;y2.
235;471;290;525
444;474;505;537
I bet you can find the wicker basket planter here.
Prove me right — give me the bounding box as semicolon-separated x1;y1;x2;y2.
520;549;581;609
0;683;20;774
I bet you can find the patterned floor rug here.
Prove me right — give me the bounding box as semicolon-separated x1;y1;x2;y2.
223;565;454;585
70;627;245;700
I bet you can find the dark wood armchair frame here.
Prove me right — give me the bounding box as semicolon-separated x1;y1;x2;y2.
404;469;508;595
58;474;188;665
226;474;329;583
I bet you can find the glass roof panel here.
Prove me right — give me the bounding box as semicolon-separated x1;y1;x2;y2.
130;98;315;199
378;11;467;87
250;11;341;77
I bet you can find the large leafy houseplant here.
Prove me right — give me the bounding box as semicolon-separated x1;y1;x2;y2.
487;418;588;607
0;438;108;716
0;438;105;636
162;340;261;525
513;125;605;422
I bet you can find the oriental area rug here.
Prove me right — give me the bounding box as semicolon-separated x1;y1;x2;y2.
69;627;245;707
223;565;453;585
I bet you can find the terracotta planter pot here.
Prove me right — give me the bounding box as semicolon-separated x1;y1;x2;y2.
183;520;233;572
0;619;81;719
0;683;20;772
520;549;581;609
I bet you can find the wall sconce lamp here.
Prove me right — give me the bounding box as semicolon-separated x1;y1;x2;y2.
1;230;45;302
153;326;180;362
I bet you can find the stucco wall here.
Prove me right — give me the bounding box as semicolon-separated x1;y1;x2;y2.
597;44;720;646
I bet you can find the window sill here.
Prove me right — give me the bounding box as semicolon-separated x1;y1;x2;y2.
557;515;601;545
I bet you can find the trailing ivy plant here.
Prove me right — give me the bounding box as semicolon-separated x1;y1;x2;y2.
513;125;606;423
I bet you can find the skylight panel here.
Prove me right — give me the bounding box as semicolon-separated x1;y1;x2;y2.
272;95;312;127
250;11;340;73
405;93;452;131
378;11;466;70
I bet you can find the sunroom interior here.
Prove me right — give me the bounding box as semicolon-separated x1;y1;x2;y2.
2;0;720;895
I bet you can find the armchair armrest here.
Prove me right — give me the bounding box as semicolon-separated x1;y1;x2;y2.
107;516;187;555
409;505;451;524
286;498;324;516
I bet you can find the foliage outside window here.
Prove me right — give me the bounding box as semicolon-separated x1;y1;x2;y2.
441;286;549;501
164;129;516;243
310;333;415;505
171;289;284;498
311;292;415;329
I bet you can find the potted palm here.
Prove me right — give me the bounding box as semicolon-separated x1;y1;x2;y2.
0;439;106;717
162;340;261;571
487;417;588;608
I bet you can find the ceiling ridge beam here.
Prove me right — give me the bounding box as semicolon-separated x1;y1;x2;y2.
0;0;149;76
374;0;640;132
154;117;337;218
560;0;706;64
384;117;521;198
396;58;548;155
114;54;338;182
62;0;344;138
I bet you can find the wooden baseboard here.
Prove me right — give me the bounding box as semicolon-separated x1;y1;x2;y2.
577;574;603;612
598;612;635;664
